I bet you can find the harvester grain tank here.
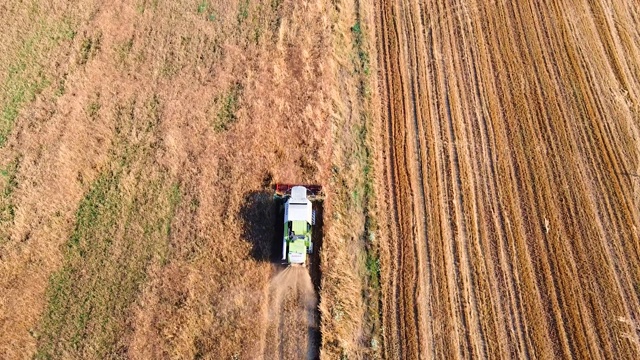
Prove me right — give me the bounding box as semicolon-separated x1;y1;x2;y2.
275;184;323;266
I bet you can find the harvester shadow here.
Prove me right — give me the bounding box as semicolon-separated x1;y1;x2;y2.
240;190;280;263
307;200;323;360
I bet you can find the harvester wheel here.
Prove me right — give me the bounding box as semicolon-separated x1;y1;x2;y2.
308;241;313;254
312;210;316;226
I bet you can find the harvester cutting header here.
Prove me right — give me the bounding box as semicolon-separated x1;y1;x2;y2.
274;184;323;266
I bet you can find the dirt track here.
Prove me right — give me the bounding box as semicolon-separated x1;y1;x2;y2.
260;266;319;360
375;0;640;358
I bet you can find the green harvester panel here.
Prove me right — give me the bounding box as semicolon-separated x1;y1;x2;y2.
292;220;307;235
290;240;307;253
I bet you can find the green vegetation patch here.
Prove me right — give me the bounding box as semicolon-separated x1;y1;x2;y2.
350;21;371;97
35;171;178;358
0;18;77;147
196;0;217;22
237;0;250;25
114;37;135;67
136;0;159;14
197;0;209;14
35;95;180;358
0;157;20;244
1;54;50;147
77;32;102;65
212;83;243;133
350;15;381;353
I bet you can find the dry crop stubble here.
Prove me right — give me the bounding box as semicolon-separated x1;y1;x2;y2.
375;0;640;358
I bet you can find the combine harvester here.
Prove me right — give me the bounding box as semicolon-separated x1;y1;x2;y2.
275;184;323;266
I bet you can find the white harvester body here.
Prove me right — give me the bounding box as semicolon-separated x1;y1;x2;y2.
281;186;314;264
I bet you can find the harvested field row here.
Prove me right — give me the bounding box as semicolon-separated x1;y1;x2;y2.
374;0;640;358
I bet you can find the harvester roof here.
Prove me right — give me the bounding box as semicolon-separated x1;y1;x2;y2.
291;186;307;201
284;186;312;224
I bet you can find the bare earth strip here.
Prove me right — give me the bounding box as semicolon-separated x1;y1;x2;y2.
261;266;318;360
374;0;640;358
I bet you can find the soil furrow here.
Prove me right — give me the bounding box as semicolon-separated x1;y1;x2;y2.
374;0;640;358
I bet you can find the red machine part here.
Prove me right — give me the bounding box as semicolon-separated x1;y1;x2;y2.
275;184;324;198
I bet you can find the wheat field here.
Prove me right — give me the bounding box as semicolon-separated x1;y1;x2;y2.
2;0;638;359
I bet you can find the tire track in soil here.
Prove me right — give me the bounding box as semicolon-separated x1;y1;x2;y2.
375;0;640;358
257;203;322;360
260;266;319;360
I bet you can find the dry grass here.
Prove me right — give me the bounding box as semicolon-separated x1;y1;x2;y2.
0;7;72;146
318;1;381;358
33;94;180;359
0;0;378;359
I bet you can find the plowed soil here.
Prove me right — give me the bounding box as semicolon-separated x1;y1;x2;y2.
374;0;640;358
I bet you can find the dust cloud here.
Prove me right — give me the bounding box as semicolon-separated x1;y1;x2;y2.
257;266;319;360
